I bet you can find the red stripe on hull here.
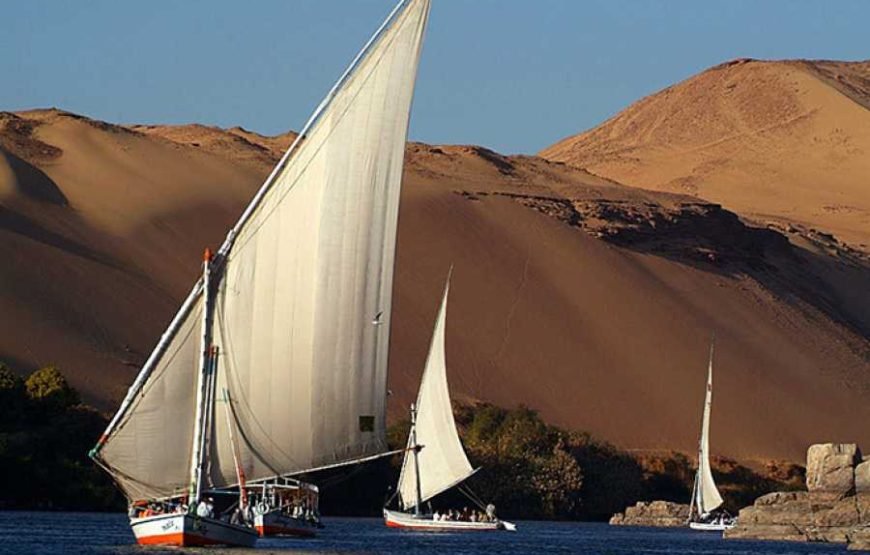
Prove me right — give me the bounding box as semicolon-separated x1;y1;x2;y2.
136;532;222;547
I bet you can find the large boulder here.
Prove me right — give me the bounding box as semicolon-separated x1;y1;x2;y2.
609;500;689;527
847;527;870;551
806;444;860;501
856;459;870;494
734;492;814;527
725;524;809;543
813;497;861;528
726;443;869;551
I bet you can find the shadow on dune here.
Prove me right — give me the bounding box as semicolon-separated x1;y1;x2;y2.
0;205;120;269
474;191;869;340
1;150;68;205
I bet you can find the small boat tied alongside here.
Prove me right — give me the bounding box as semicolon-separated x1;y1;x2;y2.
383;273;516;532
687;337;735;532
87;0;431;547
247;480;322;538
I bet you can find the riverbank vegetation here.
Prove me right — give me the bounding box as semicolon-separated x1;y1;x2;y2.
1;365;801;518
316;402;804;520
0;363;123;511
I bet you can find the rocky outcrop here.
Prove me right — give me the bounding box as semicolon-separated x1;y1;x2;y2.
609;501;689;527
726;443;869;551
807;443;859;502
856;459;870;494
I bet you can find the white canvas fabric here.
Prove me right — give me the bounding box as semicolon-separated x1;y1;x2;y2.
398;277;475;510
695;347;724;515
207;0;431;486
97;0;430;498
99;294;204;500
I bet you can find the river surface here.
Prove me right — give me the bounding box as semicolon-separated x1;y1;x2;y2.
0;512;851;554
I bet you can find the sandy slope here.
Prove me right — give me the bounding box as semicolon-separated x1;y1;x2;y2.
541;59;870;251
1;109;868;462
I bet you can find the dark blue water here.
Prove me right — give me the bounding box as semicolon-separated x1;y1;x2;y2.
0;512;850;554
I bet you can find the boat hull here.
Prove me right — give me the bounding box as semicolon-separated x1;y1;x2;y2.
254;509;318;537
383;509;507;531
689;521;734;532
130;513;258;547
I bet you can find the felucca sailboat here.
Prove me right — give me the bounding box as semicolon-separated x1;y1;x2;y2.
89;0;431;546
383;273;516;532
688;338;735;531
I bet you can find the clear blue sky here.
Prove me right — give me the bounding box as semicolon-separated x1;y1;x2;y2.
2;1;867;154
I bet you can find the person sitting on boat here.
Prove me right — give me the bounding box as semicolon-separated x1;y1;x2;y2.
485;503;497;522
432;510;441;521
128;501;143;519
197;497;215;518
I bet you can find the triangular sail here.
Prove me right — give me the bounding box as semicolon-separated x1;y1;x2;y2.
206;0;431;487
97;293;204;500
93;0;431;499
693;340;724;516
398;274;475;510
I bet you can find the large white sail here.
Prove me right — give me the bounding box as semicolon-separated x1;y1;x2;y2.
97;294;204;501
693;341;724;516
398;275;475;510
93;0;431;500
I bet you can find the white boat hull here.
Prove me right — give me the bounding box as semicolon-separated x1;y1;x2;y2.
689;521;734;532
383;509;513;531
254;509;318;537
130;513;258;547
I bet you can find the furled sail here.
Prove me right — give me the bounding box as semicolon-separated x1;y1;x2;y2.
693;341;724;516
93;0;430;500
398;275;475;510
206;0;431;486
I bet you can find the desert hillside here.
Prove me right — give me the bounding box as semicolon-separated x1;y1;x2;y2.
1;108;868;462
541;59;870;251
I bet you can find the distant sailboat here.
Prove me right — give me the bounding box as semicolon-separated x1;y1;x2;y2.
688;337;735;531
89;0;431;547
383;272;516;532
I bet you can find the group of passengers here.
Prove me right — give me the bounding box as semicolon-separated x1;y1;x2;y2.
432;505;496;523
128;499;188;519
130;492;321;527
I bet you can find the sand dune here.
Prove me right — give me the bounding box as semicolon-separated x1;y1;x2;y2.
1;108;868;463
541;59;870;251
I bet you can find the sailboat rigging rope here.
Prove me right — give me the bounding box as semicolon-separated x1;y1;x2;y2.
457;484;488;512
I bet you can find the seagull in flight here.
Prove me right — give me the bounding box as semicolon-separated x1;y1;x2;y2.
372;311;384;326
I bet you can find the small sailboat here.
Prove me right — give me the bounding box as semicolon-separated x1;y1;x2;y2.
383;273;516;532
89;0;431;546
688;338;735;532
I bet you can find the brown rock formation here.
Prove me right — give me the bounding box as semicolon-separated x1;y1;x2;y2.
856;459;870;494
726;443;869;550
609;501;689;527
807;443;861;502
